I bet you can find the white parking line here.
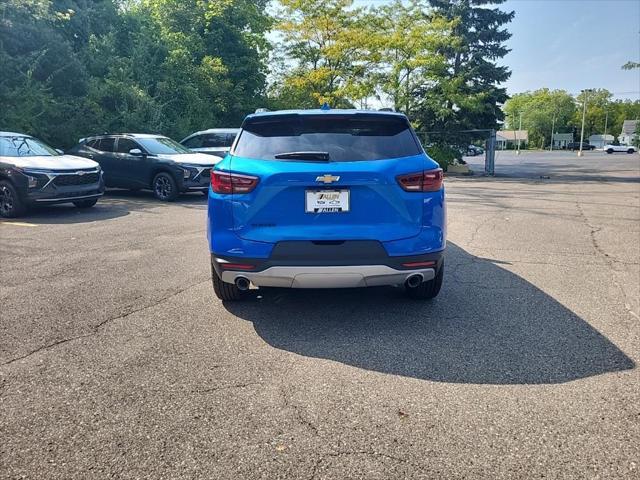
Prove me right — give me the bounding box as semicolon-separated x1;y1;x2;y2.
0;221;39;227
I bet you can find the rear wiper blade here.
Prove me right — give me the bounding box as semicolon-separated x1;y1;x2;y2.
274;151;330;161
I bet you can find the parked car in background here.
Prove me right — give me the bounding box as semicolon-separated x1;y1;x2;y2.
566;141;595;151
68;134;221;201
604;144;637;154
208;109;446;301
0;132;104;218
180;128;239;157
466;145;484;156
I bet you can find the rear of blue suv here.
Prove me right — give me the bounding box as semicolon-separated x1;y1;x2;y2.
207;109;446;300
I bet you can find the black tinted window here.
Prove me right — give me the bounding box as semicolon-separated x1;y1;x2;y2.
203;133;231;148
234;115;421;161
183;136;202;148
86;139;99;148
226;133;238;145
97;138;116;152
116;138;140;153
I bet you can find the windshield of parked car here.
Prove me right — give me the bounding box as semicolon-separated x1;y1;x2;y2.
234;115;422;161
0;136;60;157
136;137;192;155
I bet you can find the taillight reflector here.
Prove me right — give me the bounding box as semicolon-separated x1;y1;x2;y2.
397;168;443;192
211;171;259;194
402;261;436;268
220;263;256;270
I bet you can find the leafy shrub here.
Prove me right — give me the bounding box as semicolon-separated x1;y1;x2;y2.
425;144;461;171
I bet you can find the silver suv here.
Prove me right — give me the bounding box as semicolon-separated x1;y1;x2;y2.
180;128;239;158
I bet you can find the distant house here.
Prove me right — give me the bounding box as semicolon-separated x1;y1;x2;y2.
619;120;638;145
496;130;528;149
552;133;573;149
588;134;614;149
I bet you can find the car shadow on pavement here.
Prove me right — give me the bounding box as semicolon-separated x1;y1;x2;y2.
23;189;207;224
224;242;634;385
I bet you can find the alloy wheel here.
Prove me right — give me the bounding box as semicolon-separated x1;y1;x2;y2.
154;175;173;200
0;185;14;216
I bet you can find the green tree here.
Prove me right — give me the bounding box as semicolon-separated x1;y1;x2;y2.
273;0;366;108
114;0;271;139
413;0;514;135
0;0;271;147
0;0;120;146
504;89;576;148
568;89;614;142
369;0;453;115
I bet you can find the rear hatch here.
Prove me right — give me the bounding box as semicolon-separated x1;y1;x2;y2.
227;112;428;243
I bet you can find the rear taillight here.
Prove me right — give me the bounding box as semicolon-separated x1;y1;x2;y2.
396;168;443;192
211;171;259;194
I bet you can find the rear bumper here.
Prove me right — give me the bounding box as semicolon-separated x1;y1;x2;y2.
220;264;436;288
211;247;444;288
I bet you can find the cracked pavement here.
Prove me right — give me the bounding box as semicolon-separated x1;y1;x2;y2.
1;151;639;479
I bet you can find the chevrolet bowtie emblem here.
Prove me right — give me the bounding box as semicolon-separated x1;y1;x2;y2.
316;174;340;184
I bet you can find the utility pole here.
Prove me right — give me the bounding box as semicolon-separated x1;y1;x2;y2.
516;111;523;155
486;129;496;176
550;115;556;152
603;109;609;148
578;89;592;157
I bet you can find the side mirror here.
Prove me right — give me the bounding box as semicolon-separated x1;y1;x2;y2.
129;148;143;156
56;149;63;154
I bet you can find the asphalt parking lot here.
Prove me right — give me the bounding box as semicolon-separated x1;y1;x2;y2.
1;150;639;479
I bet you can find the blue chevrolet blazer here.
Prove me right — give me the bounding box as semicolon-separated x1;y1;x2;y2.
207;108;446;301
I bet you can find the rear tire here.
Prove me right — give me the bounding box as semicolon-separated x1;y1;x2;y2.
73;198;98;208
406;260;444;300
628;149;635;154
606;149;613;154
0;180;27;218
152;172;178;201
212;263;244;301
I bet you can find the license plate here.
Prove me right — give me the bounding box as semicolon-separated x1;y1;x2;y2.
305;189;350;213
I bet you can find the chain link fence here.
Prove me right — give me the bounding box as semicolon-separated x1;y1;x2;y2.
415;129;496;175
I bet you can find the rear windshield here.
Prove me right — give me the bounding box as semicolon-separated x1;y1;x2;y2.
233;115;422;161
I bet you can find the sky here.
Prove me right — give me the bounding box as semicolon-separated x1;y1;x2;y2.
501;0;640;100
350;0;640;100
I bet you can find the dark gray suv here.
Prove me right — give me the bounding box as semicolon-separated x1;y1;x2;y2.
68;134;222;201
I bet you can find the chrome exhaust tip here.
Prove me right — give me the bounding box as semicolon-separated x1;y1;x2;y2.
405;274;423;288
235;276;251;291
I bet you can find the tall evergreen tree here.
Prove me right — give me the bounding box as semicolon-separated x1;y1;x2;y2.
414;0;514;134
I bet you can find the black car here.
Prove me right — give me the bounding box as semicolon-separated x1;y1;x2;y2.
68;134;221;201
566;141;595;151
0;132;104;218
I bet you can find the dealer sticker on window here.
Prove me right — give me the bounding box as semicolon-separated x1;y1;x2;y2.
305;189;350;213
